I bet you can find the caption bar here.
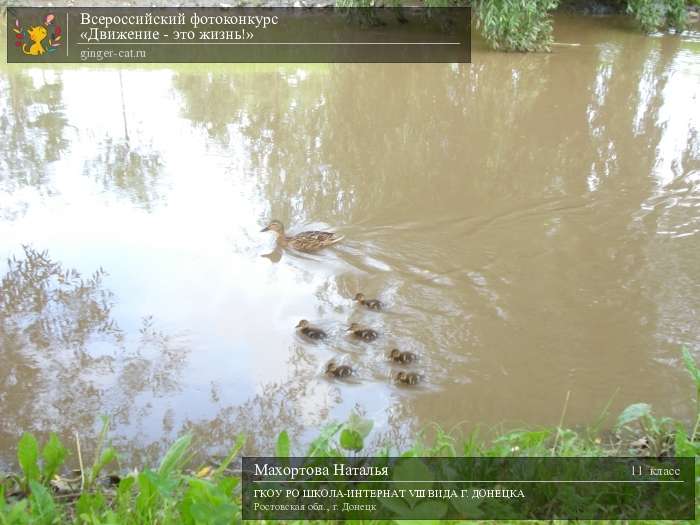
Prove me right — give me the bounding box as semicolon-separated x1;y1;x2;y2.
6;7;471;63
242;456;695;520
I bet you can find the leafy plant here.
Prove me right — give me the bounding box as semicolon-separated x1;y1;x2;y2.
680;346;700;441
16;433;40;494
615;402;675;456
41;434;67;486
626;0;688;32
83;416;118;491
476;0;560;52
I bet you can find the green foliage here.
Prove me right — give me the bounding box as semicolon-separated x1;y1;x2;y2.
626;0;688;32
158;434;193;478
85;417;117;491
476;0;560;52
41;434;67;485
615;402;676;456
666;0;689;29
680;346;700;441
17;434;40;492
275;430;290;458
340;412;374;452
27;481;60;525
616;402;652;427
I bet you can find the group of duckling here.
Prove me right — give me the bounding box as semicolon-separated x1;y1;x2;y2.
261;220;423;387
295;294;421;386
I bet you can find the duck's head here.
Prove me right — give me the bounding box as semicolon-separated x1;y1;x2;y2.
261;220;285;234
296;319;309;329
325;361;338;373
347;323;360;332
389;348;401;359
354;293;365;302
395;371;407;382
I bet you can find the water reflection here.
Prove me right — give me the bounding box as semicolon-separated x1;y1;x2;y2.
0;70;68;220
0;15;699;464
0;247;190;465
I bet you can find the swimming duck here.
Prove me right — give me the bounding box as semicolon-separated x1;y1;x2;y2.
261;220;344;253
295;320;327;340
394;371;421;385
354;293;382;311
347;323;379;342
388;348;417;364
326;361;353;378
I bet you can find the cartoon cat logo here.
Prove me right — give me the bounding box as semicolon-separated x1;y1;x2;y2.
24;25;48;55
13;13;62;57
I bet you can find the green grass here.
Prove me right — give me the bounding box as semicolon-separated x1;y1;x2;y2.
1;347;698;523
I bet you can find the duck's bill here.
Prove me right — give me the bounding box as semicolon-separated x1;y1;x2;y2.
260;226;270;232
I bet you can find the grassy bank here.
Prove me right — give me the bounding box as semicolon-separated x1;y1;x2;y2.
1;347;698;524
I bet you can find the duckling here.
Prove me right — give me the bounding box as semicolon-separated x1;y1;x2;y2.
261;220;344;253
325;361;353;378
394;371;421;385
388;348;417;364
295;320;327;340
354;293;382;311
347;323;379;342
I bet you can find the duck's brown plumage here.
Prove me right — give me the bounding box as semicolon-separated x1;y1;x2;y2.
261;220;343;253
394;371;421;385
296;320;327;340
389;349;417;364
326;361;353;378
347;323;379;342
354;293;382;311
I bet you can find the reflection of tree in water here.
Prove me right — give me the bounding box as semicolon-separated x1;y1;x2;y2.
0;71;69;192
0;246;121;439
0;246;119;350
177;343;338;458
0;247;189;460
172;72;250;143
84;137;163;211
170;47;681;227
83;72;163;211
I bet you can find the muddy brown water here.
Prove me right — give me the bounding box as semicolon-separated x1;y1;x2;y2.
1;15;699;466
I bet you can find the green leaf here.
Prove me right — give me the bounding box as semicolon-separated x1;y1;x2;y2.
674;424;700;457
404;499;449;519
17;433;40;485
28;480;59;525
450;494;485;518
75;491;106;519
41;433;67;483
393;458;434;484
158;434;192;477
143;469;178;498
275;431;290;458
339;429;364;452
616;403;652;429
135;470;158;515
307;422;342;457
681;347;700;385
378;495;412;515
346;412;373;439
214;434;246;476
91;446;117;482
116;476;136;516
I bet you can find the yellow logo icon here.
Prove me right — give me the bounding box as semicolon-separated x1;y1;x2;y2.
13;13;62;56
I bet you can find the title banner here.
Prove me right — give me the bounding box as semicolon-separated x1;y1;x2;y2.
6;7;471;63
242;456;695;520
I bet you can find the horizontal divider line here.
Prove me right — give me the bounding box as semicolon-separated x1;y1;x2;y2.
74;42;463;45
250;479;685;483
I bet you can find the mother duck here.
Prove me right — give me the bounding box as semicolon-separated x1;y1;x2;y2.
261;220;344;253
